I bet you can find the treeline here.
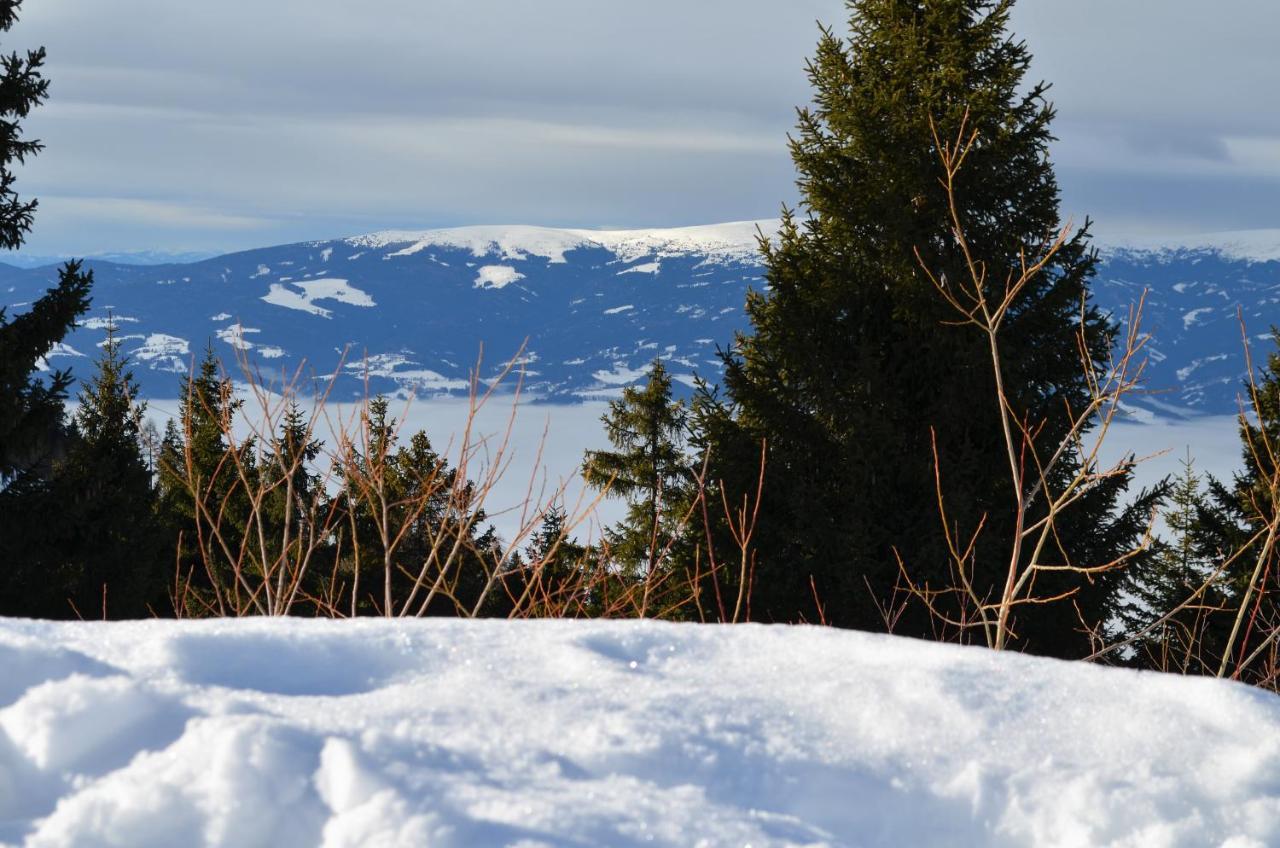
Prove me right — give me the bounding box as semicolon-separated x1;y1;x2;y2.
1;0;1279;689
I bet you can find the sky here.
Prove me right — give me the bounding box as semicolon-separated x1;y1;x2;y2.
9;0;1280;256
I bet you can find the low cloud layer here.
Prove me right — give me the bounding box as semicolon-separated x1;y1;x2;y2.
8;0;1279;254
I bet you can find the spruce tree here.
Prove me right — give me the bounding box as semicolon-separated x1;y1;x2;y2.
0;0;96;614
1120;453;1230;674
261;400;324;563
1195;329;1280;682
0;0;93;483
157;345;255;613
583;360;694;581
52;321;167;617
341;397;502;616
700;0;1153;654
508;502;593;616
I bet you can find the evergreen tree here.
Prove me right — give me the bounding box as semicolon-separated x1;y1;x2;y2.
341;397;502;616
1120;453;1230;674
261;400;324;551
1195;329;1280;682
0;321;169;617
0;0;93;483
52;321;167;617
157;345;255;613
699;0;1153;654
0;1;96;614
505;502;593;616
584;360;694;582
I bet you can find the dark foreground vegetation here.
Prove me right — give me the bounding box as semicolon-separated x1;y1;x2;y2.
3;0;1279;692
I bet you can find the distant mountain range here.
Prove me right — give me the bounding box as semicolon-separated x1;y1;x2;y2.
2;222;1277;416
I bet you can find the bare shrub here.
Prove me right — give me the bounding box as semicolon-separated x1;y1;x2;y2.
165;342;763;622
896;113;1159;651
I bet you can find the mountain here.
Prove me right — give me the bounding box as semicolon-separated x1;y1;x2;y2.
1095;230;1280;415
2;222;1276;415
2;249;220;269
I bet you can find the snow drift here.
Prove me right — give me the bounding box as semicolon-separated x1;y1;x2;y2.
1;618;1277;847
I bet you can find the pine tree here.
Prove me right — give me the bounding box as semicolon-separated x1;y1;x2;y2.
699;0;1153;654
583;360;694;581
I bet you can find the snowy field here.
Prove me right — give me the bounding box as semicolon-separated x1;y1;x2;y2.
1;617;1278;847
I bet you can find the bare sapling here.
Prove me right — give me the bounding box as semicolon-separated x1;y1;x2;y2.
1215;312;1280;682
170;342;596;618
1080;313;1280;690
902;111;1159;651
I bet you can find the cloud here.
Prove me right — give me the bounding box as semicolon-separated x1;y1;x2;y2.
0;0;1275;252
43;197;274;231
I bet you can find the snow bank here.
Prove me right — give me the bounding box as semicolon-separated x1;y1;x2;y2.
1;618;1277;847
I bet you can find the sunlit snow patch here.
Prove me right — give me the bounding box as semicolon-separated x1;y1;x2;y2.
129;334;190;372
1182;307;1215;330
473;266;525;290
80;316;140;330
344;353;469;395
216;324;261;351
617;262;661;275
592;360;650;385
261;278;375;319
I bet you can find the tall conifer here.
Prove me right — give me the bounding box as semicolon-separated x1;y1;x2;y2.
54;321;166;617
701;0;1154;654
0;0;92;484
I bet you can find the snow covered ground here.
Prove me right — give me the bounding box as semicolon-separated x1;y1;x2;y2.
1;617;1278;847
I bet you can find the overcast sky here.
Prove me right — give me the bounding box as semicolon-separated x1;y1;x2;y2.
10;1;1280;255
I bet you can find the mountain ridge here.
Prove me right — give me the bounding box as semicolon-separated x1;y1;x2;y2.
3;221;1276;415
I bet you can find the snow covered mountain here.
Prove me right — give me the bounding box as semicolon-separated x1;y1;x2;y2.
1095;233;1280;414
2;222;1277;415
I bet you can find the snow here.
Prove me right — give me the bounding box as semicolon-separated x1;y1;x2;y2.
43;342;84;359
1182;307;1215;330
591;360;650;385
350;221;780;266
473;265;525;290
617;261;661;275
602;304;634;315
79;316;140;330
1176;353;1230;383
1099;228;1280;264
0;618;1278;847
129;334;190;367
261;278;376;319
342;354;470;394
215;324;260;351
